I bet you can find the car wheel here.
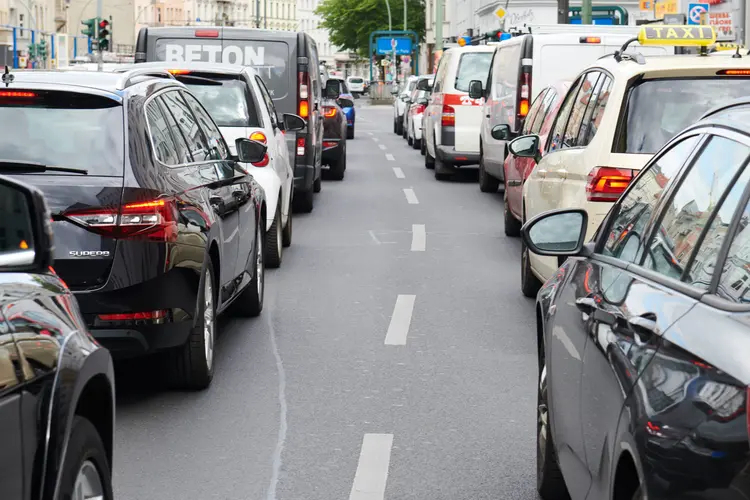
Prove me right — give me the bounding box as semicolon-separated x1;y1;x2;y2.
282;196;293;248
171;259;216;389
293;189;314;213
425;146;435;169
327;143;346;180
347;125;355;139
407;135;413;146
395;119;402;135
393;118;398;134
434;156;452;181
420;137;426;156
504;188;522;237
313;174;322;193
537;363;570;500
521;237;543;298
59;416;113;500
413;137;421;150
265;204;283;268
478;148;500;193
232;221;265;317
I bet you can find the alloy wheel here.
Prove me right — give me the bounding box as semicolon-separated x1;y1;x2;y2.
73;460;104;500
256;224;265;301
203;275;215;371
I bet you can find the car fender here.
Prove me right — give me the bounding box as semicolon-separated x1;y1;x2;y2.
244;166;281;230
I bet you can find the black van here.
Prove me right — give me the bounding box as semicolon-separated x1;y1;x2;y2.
135;26;324;212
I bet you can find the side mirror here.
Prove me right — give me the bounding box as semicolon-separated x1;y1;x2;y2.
235;138;267;164
509;134;542;163
282;113;306;132
491;124;511;141
325;80;341;99
416;79;432;91
417;97;429;106
0;175;53;273
468;80;483;99
521;209;588;257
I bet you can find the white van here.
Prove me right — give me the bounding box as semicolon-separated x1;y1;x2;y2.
422;45;495;180
476;25;673;192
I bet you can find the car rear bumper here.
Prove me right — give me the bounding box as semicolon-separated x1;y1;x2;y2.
294;161;315;192
436;145;480;166
322;139;344;163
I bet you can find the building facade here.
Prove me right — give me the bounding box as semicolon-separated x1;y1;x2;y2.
298;0;335;63
0;0;55;65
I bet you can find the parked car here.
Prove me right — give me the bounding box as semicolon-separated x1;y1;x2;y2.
135;26;325;213
0;68;268;389
321;79;348;180
0;174;116;500
406;89;431;151
524;95;750;500
403;74;434;144
346;75;365;95
125;61;306;268
326;77;356;139
392;75;418;135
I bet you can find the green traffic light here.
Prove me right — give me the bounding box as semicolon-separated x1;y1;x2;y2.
81;17;97;38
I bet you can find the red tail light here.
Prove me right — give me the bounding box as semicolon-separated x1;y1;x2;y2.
62;198;179;241
195;29;219;37
296;137;305;156
249;132;270;167
323;141;338;149
441;104;455;127
0;91;37;98
519;70;531;119
324;106;337;117
298;71;310;118
586;167;635;202
414;104;426;114
98;310;167;321
168;69;191;75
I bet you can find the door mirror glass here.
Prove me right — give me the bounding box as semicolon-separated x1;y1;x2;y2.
491;124;511;141
325;80;341;99
282;113;306;132
235;138;267;164
0;177;52;271
338;97;354;109
416;79;432;91
468;79;483;99
509;134;541;162
522;209;588;256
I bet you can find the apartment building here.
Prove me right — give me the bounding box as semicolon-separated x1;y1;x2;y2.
298;0;335;62
0;0;55;64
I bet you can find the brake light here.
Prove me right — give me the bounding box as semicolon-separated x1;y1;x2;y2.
298;71;310;118
168;69;191;75
441;104;455;127
324;106;337;117
580;36;601;44
296;137;305;156
519;70;531;119
586;167;635;202
717;69;750;76
195;29;219;37
98;310;167;321
62;198;179;241
0;91;37;98
323;141;338;149
414;104;426;114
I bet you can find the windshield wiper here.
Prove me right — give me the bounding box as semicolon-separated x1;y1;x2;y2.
0;160;88;175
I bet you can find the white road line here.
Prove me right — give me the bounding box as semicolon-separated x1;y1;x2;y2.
386;154;395;161
411;224;426;251
393;167;405;179
349;434;394;500
368;230;382;245
367;131;374;135
373;137;380;142
403;188;418;204
385;295;416;345
378;144;387;150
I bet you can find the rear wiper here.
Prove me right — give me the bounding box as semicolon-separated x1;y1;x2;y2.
0;160;88;175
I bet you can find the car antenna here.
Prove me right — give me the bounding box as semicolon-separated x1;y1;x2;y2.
1;66;14;87
733;45;742;58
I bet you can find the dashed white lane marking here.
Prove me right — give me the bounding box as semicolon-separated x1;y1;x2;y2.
378;144;387;150
373;137;380;142
385;295;416;345
368;230;382;245
393;167;405;179
366;131;374;135
386;154;395;161
349;433;394;500
403;188;418;204
411;224;426;251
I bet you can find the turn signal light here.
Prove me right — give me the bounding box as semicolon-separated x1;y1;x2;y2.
324;106;337;117
586;167;635;202
248;132;269;167
62;198;179;241
299;100;309;118
580;36;601;44
441;104;455;127
296;137;306;156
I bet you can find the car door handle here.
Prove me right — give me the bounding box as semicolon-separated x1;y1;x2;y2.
486;114;490;118
575;297;597;314
558;169;568;179
628;314;659;338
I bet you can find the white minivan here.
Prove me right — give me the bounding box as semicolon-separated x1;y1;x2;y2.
476;25;673;192
346;75;365;95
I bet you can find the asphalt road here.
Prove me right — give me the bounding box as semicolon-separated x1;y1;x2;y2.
113;101;541;500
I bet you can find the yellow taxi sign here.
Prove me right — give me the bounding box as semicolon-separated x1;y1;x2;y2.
637;25;716;47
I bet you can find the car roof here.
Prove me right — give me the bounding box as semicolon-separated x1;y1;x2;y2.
120;61;252;76
592;50;750;79
701;97;750;120
447;45;496;53
4;68;179;97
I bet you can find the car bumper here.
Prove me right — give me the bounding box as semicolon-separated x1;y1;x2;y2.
436;145;480;166
322;139;344;163
294;160;315;192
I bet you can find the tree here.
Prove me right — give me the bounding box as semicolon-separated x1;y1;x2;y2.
316;0;425;57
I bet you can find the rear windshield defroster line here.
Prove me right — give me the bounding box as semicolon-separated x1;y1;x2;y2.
0;91;125;176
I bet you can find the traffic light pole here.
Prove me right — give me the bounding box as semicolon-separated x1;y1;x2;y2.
96;0;103;71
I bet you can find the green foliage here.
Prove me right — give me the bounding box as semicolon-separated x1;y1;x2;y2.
316;0;425;56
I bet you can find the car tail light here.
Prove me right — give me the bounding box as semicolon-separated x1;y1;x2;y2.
586;167;635;202
323;141;338;149
249;132;270;167
296;137;305;156
98;310;167;322
62;198;179;242
195;29;219;37
441;104;455;127
717;69;750;76
298;71;310;118
0;91;37;98
519;70;531;119
168;69;191;75
415;104;426;114
324;106;337;117
580;36;601;44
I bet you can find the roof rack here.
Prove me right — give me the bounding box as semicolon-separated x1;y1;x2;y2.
114;68;175;90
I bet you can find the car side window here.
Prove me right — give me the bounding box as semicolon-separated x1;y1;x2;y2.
548;76;584;153
642;136;750;285
146;99;180;166
181;91;229;161
563;72;600;148
530;89;557;135
522;89;547;135
161;90;212;162
255;76;279;128
578;76;613;147
433;53;449;93
600;135;701;264
155;96;192;164
715;188;750;303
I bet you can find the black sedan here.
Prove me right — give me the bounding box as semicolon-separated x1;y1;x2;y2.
515;98;750;499
0;175;115;500
320;79;349;181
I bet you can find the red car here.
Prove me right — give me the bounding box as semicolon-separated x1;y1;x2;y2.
502;80;571;236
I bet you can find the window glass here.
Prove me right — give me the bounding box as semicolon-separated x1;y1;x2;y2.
548;77;583;153
601;135;700;263
255;76;279;127
717;195;750;303
531;89;557;135
182;91;229;161
491;44;521;125
161;90;211;162
146;99;180;166
156;97;192;164
564;72;600;148
578;76;612;147
643;136;750;282
454;52;493;92
181;77;260;128
522;89;547;135
433;53;450;92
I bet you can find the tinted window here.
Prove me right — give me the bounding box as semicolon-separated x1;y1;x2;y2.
618;78;750;154
146;99;180;166
349;77;364;84
182;91;229;160
578;76;612;147
160;90;211;162
491;44;521;124
643;136;750;283
531;89;557;135
601;136;700;263
0;91;124;176
563;72;600;148
255;76;279;127
522;89;547;135
156;96;191;164
181;76;260;128
717;193;750;304
455;52;492;92
548;77;583;153
0;185;33;254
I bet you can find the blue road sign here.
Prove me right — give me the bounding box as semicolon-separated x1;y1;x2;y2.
376;37;412;55
687;3;709;25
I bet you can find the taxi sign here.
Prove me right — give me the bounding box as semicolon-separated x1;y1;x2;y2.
637;25;716;46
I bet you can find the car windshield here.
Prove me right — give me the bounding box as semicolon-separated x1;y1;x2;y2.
182;78;260;128
0;91;124;176
455;52;493;92
618;78;750;154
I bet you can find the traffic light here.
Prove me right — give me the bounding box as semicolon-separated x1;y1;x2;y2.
28;44;36;58
97;19;110;51
38;39;47;59
81;18;97;38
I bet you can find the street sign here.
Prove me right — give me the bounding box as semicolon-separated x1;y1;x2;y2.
687;3;709;25
664;14;687;24
376;37;411;55
494;6;506;20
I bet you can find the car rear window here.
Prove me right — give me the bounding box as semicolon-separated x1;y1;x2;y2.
617;78;750;154
178;75;261;128
455;52;493;92
0;91;124;176
349;77;364;83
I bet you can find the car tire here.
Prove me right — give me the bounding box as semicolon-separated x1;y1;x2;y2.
232;221;265;317
434;156;451;181
407;135;413;146
402;124;408;139
347;125;354;139
293;189;314;213
282;196;293;248
313;174;322;193
478;148;500;193
521;237;542;298
420;137;426;156
413;137;421;150
265;204;283;268
504;188;522;237
537;363;570;500
328;141;347;180
395;119;403;135
393;119;398;134
425;147;435;169
171;259;216;389
59;416;113;500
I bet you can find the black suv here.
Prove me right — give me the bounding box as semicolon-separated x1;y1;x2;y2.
0;67;269;389
0;174;115;500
